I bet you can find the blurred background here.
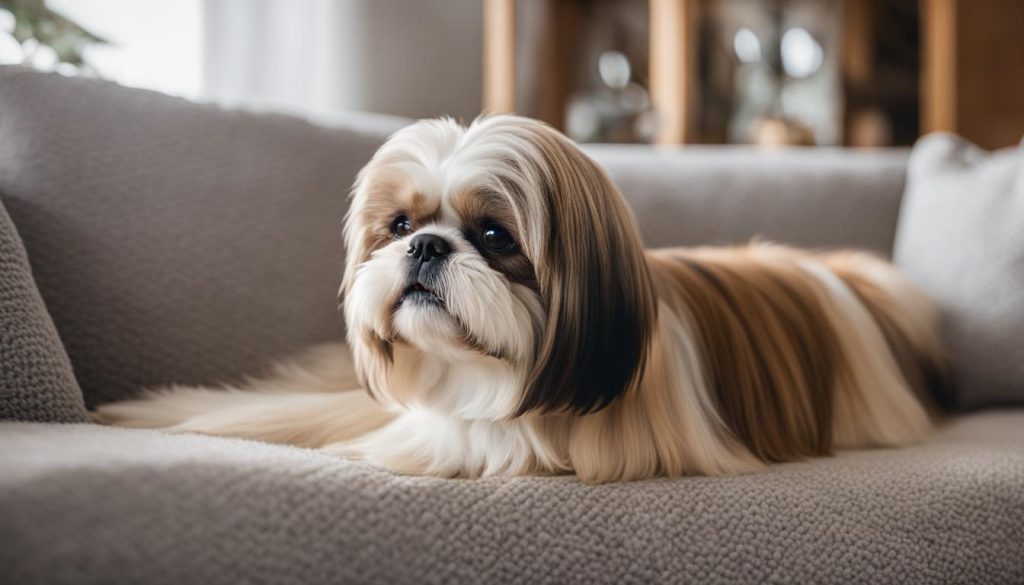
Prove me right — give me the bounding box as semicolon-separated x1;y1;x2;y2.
1;0;1021;149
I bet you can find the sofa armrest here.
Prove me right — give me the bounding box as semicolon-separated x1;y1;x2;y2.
584;145;909;255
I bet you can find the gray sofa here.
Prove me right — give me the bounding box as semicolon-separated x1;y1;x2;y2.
1;67;1022;585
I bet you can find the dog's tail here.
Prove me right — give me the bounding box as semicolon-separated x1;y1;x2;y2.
92;343;395;448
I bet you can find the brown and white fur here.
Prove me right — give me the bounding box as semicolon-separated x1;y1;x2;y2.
95;115;948;483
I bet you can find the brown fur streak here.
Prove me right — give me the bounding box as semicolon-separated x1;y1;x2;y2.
650;248;839;462
823;256;954;413
507;123;657;415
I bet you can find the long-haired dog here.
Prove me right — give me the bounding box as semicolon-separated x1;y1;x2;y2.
95;115;948;483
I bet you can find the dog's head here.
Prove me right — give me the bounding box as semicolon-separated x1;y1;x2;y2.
342;115;655;420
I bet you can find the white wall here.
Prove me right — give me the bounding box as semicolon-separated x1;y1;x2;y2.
358;0;482;121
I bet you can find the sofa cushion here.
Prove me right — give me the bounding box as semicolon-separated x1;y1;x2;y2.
0;66;404;408
2;412;1022;585
894;133;1024;409
0;198;86;423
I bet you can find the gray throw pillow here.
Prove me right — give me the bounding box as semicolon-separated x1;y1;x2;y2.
894;133;1024;409
0;197;87;422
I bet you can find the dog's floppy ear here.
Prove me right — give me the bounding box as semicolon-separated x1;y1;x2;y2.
340;151;417;398
340;157;396;305
512;124;657;416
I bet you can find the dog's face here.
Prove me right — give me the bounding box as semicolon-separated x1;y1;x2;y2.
342;116;656;420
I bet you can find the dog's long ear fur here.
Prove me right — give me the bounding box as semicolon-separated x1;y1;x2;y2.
341;157;397;305
340;152;406;396
508;121;657;415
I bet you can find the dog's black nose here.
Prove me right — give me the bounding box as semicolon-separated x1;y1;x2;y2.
408;233;452;262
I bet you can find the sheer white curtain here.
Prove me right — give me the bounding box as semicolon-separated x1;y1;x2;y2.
201;0;483;123
202;0;364;118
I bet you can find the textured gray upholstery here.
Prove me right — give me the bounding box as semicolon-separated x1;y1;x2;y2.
585;145;908;254
0;66;402;407
2;411;1023;585
895;134;1024;408
0;197;86;422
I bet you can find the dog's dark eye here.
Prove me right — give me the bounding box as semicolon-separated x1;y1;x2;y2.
391;215;413;238
481;225;515;253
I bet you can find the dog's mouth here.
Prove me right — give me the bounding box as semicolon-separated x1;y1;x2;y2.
399;281;443;306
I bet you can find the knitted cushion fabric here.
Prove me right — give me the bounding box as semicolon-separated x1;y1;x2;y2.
2;411;1023;585
0;197;86;422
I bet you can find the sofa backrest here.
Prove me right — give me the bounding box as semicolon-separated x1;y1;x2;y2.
0;67;400;407
585;145;908;254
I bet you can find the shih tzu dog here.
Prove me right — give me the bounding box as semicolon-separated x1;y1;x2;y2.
95;115;948;483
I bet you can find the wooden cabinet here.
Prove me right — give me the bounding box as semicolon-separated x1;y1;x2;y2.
484;0;1024;147
922;0;1024;149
